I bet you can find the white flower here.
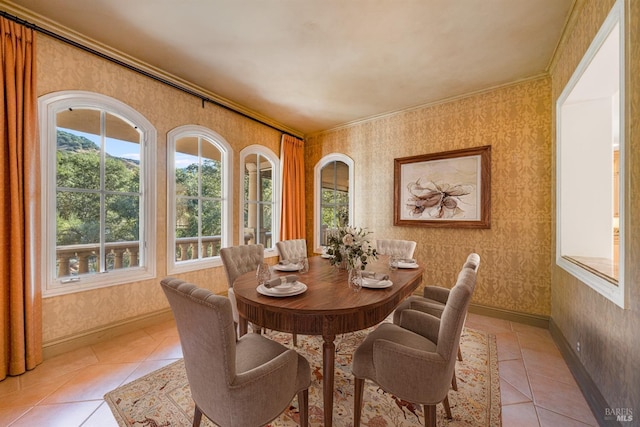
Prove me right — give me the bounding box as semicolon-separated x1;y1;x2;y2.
327;225;378;270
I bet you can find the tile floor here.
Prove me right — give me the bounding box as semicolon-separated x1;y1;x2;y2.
0;313;598;426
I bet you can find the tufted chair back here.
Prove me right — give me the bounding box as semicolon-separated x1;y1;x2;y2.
220;244;264;326
276;239;308;261
160;277;310;427
220;244;265;287
375;239;417;258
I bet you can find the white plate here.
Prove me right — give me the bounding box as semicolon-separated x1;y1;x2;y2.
321;254;333;259
257;282;307;297
361;278;393;289
397;262;419;269
274;263;301;272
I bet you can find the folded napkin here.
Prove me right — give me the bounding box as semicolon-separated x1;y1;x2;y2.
361;271;389;281
264;274;298;288
362;277;393;288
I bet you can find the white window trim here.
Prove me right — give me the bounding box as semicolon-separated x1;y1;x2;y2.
555;0;627;308
313;153;354;253
39;90;157;297
167;125;233;274
239;145;280;258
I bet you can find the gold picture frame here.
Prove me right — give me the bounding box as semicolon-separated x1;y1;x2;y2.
394;146;491;228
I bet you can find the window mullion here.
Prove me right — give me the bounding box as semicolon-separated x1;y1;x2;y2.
197;137;203;259
255;154;262;244
99;110;107;273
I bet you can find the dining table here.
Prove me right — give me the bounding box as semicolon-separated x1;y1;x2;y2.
233;255;424;427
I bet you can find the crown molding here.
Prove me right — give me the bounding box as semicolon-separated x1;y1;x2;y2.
0;1;304;139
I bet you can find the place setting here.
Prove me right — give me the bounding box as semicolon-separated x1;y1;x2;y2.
273;257;309;272
389;255;420;270
360;271;393;289
256;262;307;297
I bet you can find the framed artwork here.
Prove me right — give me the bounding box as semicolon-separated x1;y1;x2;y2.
394;145;491;228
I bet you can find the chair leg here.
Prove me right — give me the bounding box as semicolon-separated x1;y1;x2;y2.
451;371;458;391
193;405;203;427
457;345;463;361
354;377;365;427
298;389;309;427
293;332;298;347
251;323;263;334
442;395;452;419
423;404;437;427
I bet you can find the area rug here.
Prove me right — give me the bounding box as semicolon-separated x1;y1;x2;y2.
104;323;501;426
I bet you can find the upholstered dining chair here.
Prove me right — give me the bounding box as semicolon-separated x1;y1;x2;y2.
220;244;264;336
392;253;480;399
160;278;310;427
276;239;308;261
375;239;417;259
275;239;308;347
352;266;477;427
393;253;480;343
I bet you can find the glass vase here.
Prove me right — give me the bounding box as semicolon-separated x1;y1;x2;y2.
348;267;362;292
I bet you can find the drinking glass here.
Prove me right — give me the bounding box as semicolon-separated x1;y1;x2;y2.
388;254;399;271
256;262;271;286
298;257;309;274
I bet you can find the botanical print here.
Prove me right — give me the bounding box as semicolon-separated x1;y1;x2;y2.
401;155;481;221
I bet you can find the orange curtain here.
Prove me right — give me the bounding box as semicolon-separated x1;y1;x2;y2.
0;17;42;380
280;134;306;240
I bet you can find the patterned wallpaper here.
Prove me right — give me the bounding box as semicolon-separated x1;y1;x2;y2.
306;77;553;317
33;1;639;414
549;0;640;412
38;21;556;344
37;36;283;343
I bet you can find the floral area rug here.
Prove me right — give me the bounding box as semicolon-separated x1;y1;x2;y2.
104;322;501;426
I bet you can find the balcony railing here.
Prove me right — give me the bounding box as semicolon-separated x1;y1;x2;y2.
56;232;272;278
56;242;140;278
175;236;225;260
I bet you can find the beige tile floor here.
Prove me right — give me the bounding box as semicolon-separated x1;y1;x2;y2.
0;313;598;426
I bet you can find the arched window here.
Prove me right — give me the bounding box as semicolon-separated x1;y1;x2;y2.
167;125;232;273
313;154;354;252
39;91;157;296
240;145;279;254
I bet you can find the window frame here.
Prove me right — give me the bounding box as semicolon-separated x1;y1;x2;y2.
39;90;157;297
555;0;627;308
313;153;354;253
167;125;233;274
239;145;280;258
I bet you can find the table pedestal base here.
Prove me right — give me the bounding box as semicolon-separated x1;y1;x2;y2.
322;334;336;427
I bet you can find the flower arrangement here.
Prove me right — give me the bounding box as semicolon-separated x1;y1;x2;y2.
325;226;377;270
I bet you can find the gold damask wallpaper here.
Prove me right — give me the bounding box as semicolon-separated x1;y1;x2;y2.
37;36;283;344
30;0;639;415
549;0;639;413
306;77;553;317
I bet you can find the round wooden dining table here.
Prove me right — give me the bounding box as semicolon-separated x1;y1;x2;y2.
233;255;424;427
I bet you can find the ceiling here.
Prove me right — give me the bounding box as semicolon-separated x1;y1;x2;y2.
3;0;574;135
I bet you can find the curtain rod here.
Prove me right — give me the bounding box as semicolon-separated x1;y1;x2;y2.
0;10;302;139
